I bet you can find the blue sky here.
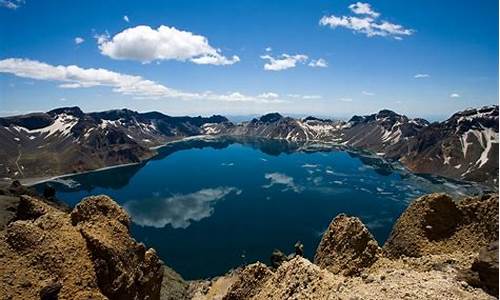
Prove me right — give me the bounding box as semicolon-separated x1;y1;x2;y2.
0;0;498;119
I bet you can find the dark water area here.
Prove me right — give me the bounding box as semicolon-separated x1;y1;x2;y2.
37;137;483;279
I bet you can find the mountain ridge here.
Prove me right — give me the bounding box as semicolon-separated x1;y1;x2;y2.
0;105;497;186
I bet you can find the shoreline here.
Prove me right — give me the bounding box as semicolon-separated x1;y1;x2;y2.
17;135;214;187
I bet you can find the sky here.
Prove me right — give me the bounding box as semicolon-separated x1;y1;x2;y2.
0;0;498;120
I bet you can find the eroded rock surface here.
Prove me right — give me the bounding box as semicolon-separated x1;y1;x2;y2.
314;214;381;276
0;194;163;300
383;193;498;258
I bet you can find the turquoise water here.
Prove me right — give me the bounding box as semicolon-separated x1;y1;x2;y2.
39;137;481;279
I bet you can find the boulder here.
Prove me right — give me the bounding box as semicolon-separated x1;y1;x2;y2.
314;214;380;276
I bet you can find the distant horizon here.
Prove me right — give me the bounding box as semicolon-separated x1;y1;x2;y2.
1;103;496;123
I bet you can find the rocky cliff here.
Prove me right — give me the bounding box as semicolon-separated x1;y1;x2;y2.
0;182;164;300
0;185;497;299
185;193;499;300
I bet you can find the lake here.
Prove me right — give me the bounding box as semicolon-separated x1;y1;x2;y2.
36;137;484;279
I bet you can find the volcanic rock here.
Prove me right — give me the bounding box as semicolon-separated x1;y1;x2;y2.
314;214;381;276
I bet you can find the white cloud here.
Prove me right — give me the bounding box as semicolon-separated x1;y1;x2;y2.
320;3;412;39
308;58;328;68
263;172;303;193
301;95;322;100
74;37;85;45
0;0;24;9
123;15;129;22
362;91;375;96
260;53;308;71
414;73;430;78
286;94;322;100
258;92;279;99
124;187;241;228
339;97;353;102
349;2;380;18
96;25;239;65
265;47;272;52
449;93;460;98
0;58;288;103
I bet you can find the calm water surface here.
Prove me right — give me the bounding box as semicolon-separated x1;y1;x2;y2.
38;137;482;279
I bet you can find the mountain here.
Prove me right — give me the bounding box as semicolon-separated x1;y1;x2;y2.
0;107;228;180
0;105;497;186
208;106;498;186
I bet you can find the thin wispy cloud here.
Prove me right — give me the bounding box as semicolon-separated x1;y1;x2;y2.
362;91;375;96
287;94;322;100
0;0;24;9
320;2;413;39
308;58;328;68
339;97;353;102
123;15;129;22
96;25;240;65
414;73;430;78
74;37;85;45
449;93;460;98
0;58;293;103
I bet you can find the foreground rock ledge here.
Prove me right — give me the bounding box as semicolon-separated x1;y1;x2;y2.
0;185;498;300
0;194;163;300
189;193;498;300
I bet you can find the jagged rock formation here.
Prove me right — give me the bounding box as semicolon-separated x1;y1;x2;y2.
314;214;381;276
0;107;228;180
0;191;163;299
189;193;498;300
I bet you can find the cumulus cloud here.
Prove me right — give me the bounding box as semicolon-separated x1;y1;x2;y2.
414;73;430;78
0;0;24;9
262;172;303;193
124;187;241;228
123;15;129;22
74;37;85;45
320;2;412;39
96;25;240;65
349;2;380;18
260;54;308;71
449;93;460;98
308;58;328;68
0;58;292;103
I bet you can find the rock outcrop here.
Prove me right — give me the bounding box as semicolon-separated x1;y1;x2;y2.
314;214;381;276
0;193;163;300
383;193;498;258
193;193;498;300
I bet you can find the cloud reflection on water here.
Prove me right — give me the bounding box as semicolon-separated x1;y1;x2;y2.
125;187;241;229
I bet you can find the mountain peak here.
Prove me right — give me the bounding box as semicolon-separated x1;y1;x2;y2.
48;106;84;118
258;113;283;123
